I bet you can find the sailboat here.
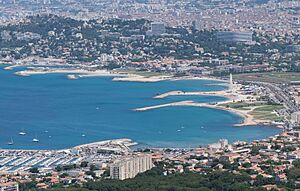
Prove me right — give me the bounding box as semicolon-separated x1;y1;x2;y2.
7;137;14;145
19;128;26;135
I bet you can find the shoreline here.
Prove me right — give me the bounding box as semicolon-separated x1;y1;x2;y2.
7;65;225;83
133;100;279;127
0;64;281;152
14;69;124;77
136;87;282;128
0;60;226;83
14;68;174;82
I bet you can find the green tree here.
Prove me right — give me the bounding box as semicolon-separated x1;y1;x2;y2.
29;167;39;173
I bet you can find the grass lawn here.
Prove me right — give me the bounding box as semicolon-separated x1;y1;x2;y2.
254;105;284;112
219;101;284;121
218;102;264;110
249;105;284;121
233;72;300;84
249;111;283;121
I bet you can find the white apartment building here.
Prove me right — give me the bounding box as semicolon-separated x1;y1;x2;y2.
110;155;153;180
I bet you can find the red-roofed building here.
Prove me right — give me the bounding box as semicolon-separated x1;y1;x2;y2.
0;182;19;191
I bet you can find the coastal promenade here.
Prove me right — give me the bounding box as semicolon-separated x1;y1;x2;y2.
153;90;231;99
133;100;196;111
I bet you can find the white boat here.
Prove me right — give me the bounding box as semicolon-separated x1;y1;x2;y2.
32;133;39;142
19;129;26;135
7;137;14;145
32;138;39;142
67;74;78;80
81;134;86;137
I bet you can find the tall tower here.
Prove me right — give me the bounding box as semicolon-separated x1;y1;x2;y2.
229;73;234;93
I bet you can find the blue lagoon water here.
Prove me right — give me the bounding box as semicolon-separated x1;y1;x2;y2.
0;66;281;149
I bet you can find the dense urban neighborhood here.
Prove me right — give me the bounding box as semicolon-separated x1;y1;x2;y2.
0;15;300;78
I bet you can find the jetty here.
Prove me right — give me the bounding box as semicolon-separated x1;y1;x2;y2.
153;90;230;99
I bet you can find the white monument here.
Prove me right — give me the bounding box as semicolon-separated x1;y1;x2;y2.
229;73;234;93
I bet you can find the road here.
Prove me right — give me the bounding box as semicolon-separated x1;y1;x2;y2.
242;80;298;113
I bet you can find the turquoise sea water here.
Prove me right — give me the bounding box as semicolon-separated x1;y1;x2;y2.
0;66;281;149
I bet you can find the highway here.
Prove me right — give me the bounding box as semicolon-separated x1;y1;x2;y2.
241;80;298;112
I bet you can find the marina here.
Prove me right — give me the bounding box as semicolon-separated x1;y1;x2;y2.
0;139;135;174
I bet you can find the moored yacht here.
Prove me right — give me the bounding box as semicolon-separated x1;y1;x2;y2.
19;129;26;135
32;138;39;143
32;134;39;142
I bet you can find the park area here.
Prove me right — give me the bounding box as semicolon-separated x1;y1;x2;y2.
234;72;300;84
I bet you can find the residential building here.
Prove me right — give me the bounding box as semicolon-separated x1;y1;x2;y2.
110;155;153;180
216;31;253;43
146;22;166;36
0;182;19;191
